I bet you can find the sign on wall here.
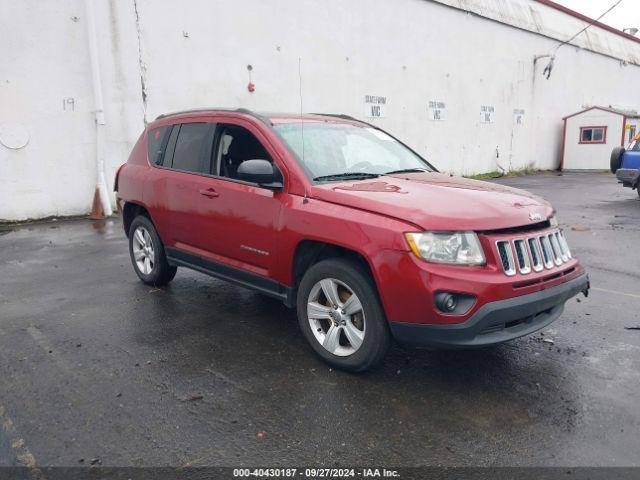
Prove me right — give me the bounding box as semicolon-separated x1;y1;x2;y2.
364;95;386;118
480;105;495;123
513;109;525;125
428;101;446;121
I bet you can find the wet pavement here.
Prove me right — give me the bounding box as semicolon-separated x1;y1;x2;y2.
0;172;639;467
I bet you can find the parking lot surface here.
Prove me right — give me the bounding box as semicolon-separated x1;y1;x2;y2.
0;172;639;467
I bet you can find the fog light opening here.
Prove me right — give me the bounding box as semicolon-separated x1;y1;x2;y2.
445;294;458;312
436;293;457;313
434;292;476;315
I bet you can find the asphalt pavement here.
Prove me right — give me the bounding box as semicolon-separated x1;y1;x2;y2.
0;172;638;467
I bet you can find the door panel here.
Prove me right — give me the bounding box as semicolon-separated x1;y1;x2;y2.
165;171;223;254
194;120;285;276
152;118;285;279
195;177;282;276
160;123;217;252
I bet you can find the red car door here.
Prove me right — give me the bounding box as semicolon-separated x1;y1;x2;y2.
193;118;285;279
152;121;219;253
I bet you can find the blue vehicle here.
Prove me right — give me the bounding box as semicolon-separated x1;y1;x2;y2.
611;134;640;198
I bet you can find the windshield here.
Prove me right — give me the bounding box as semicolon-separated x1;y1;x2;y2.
274;122;433;182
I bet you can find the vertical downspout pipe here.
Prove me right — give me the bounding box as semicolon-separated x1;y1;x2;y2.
85;0;113;217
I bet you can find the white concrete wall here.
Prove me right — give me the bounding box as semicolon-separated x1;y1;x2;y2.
563;110;623;170
0;0;143;221
1;0;640;220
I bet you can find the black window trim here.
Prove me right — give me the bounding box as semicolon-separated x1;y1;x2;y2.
161;124;180;168
208;123;224;176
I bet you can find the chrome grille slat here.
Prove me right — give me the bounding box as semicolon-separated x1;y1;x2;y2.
539;235;555;269
513;239;531;274
560;230;573;259
496;240;516;276
495;229;572;276
527;237;543;272
557;231;572;259
549;233;563;266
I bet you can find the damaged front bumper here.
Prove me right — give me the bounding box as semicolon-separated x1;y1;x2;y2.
389;273;590;348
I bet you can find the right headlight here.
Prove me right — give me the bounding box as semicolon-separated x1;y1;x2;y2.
404;231;486;265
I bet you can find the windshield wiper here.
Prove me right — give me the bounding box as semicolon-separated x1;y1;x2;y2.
313;172;381;182
384;168;429;175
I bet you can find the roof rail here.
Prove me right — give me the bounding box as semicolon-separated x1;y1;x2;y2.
154;107;272;125
309;113;363;123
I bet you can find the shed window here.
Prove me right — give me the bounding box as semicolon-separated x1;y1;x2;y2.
579;126;606;144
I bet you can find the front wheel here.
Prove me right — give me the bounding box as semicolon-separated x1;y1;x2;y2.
128;215;177;286
296;258;390;372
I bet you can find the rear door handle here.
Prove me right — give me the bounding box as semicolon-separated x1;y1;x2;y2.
199;188;219;198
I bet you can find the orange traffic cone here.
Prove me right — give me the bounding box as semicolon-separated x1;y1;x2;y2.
88;187;105;220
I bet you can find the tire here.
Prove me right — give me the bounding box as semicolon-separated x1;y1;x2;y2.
128;215;177;286
296;258;390;372
610;146;625;173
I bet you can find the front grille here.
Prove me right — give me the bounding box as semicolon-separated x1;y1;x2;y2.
494;230;572;276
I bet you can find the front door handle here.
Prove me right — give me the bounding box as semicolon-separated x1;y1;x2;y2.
199;188;219;198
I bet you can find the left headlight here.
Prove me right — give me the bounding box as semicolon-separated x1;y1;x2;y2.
404;231;486;265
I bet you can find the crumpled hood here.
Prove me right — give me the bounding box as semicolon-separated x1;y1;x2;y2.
310;172;553;231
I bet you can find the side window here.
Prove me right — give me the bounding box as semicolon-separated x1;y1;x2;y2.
147;126;171;165
170;123;211;173
212;124;272;180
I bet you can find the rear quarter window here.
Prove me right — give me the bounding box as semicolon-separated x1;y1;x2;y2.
147;126;171;165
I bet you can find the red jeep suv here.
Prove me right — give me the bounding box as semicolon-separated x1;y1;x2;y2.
115;108;589;371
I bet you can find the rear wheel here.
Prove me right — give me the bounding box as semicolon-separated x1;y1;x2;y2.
296;258;390;372
610;146;625;173
128;216;177;286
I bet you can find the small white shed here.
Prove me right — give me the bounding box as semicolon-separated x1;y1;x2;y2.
561;106;640;170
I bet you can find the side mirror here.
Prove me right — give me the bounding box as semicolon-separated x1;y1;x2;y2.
236;159;283;189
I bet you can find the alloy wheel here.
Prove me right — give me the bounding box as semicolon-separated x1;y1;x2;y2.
307;278;366;357
132;226;155;275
